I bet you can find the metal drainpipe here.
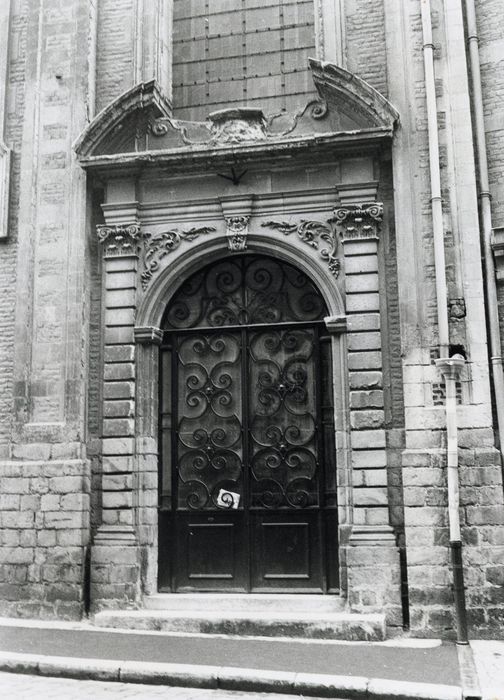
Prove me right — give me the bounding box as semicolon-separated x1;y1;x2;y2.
420;0;469;643
464;0;504;463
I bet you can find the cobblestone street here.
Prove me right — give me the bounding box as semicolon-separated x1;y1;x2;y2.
0;673;325;700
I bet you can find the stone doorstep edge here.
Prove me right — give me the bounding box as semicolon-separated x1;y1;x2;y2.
0;651;463;700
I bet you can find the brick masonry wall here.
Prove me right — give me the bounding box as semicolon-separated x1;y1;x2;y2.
0;0;28;454
477;0;504;228
95;0;136;114
478;1;504;360
344;0;388;97
0;459;90;619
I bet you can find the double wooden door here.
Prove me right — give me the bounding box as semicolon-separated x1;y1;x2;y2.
158;256;338;592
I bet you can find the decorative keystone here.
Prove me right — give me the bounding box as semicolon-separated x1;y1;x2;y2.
331;203;383;242
220;195;254;252
324;315;347;333
134;326;163;345
97;222;143;258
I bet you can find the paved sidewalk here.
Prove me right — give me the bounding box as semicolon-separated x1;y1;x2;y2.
471;641;504;700
0;618;467;699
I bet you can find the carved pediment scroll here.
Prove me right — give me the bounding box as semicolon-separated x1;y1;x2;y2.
141;226;216;290
261;219;340;278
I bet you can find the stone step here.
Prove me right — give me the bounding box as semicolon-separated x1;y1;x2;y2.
144;593;346;613
93;609;386;642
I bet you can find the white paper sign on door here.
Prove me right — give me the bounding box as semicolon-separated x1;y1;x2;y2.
216;489;240;509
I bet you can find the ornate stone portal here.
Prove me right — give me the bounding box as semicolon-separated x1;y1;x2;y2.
82;60;404;625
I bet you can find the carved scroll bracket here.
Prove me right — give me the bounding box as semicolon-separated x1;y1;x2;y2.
331;202;383;242
220;195;254;252
261;219;340;278
96;222;144;258
141;225;216;290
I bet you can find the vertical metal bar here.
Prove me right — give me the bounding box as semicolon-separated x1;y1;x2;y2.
242;326;251;592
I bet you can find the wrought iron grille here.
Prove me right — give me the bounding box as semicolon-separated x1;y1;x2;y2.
163;256;327;329
161;255;333;514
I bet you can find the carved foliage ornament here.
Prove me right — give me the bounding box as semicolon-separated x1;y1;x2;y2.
141;226;216;289
96;223;143;257
261;219;340;278
331;203;383;241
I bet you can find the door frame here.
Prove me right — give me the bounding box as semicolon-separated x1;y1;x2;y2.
134;236;351;598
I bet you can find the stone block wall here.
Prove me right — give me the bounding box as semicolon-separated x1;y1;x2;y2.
0;459;90;619
403;444;504;637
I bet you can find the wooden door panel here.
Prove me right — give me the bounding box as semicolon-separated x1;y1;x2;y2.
174;512;247;591
250;512;323;591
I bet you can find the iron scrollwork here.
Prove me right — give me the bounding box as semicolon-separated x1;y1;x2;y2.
177;333;243;510
249;328;319;510
168;256;326;514
164;256;327;330
261;219;340;278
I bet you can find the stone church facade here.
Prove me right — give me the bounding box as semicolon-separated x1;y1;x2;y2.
0;0;504;638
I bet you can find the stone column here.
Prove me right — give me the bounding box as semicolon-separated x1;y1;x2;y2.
134;326;163;596
334;193;402;626
90;223;143;611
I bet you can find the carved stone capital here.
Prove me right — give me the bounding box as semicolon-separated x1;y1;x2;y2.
492;226;504;284
332;203;383;242
134;326;163;345
96;222;143;258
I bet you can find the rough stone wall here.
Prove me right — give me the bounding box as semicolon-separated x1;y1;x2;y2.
344;0;388;97
0;459;90;619
0;0;28;455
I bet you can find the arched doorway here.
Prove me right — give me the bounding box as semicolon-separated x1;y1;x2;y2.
158;254;339;592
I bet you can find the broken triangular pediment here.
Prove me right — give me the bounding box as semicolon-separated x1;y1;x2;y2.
75;62;399;161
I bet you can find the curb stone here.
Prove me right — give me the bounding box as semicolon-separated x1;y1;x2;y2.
0;651;463;700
